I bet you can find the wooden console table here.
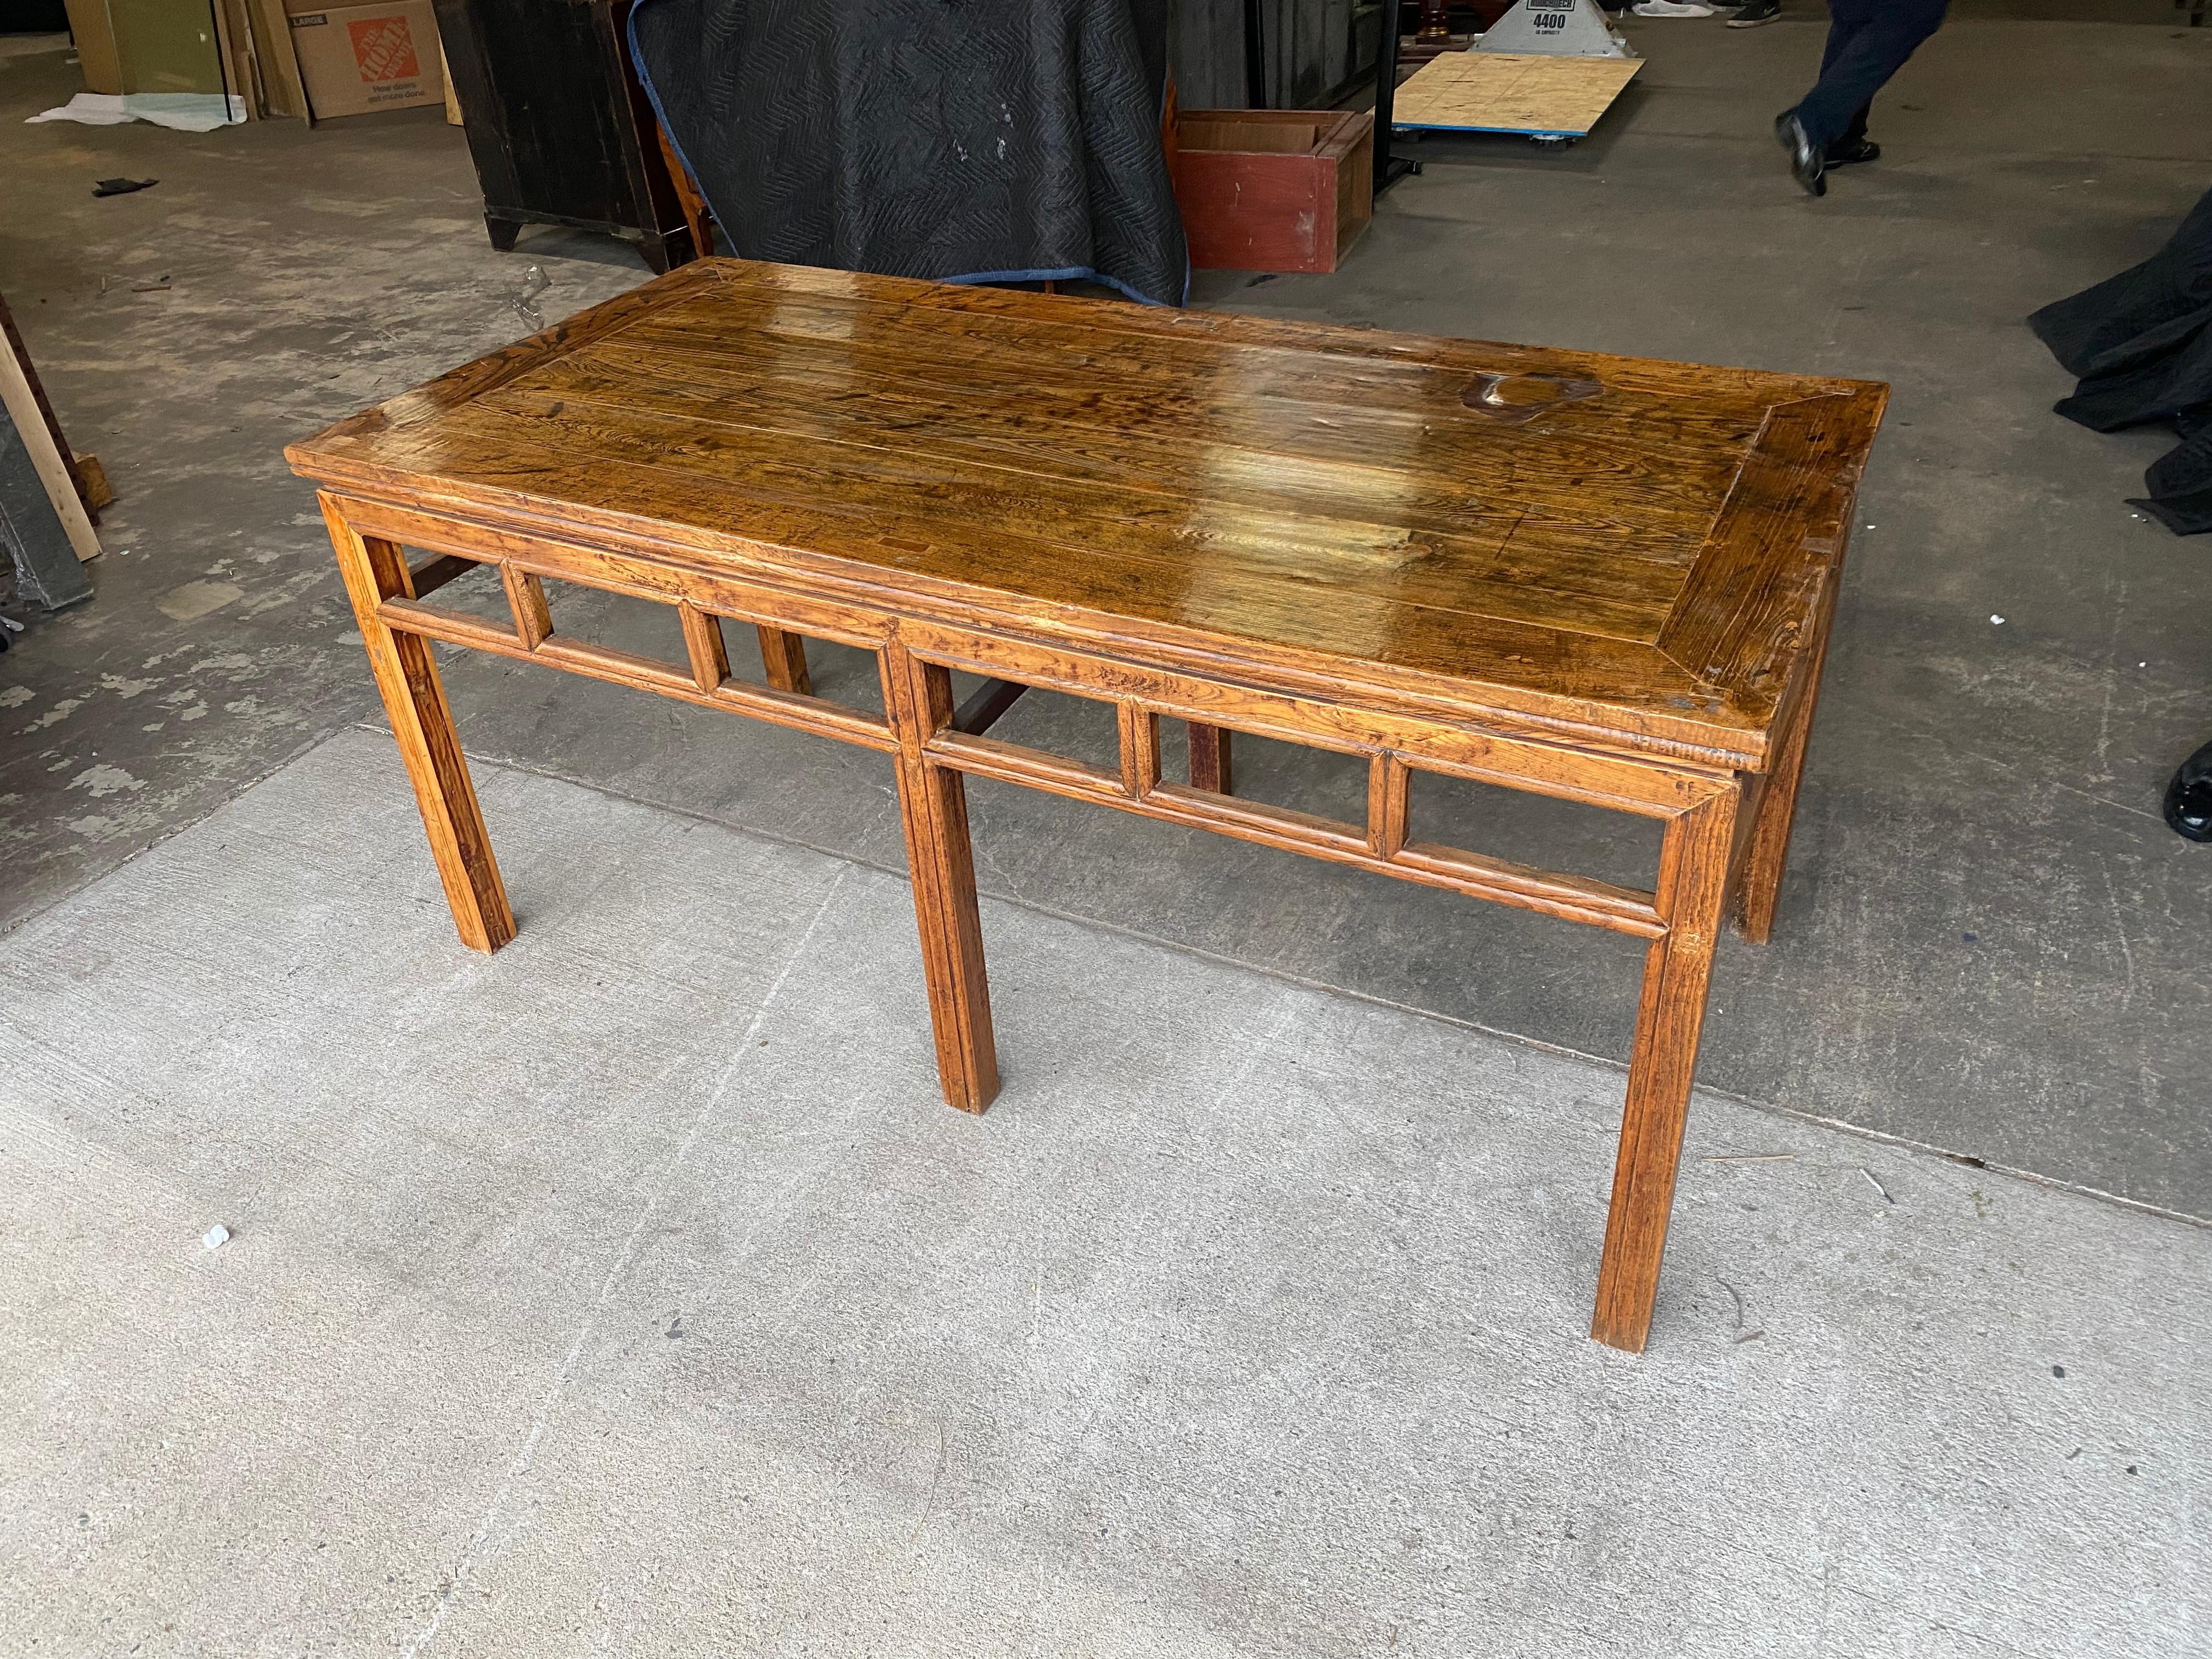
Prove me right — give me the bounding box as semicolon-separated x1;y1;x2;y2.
287;259;1884;1353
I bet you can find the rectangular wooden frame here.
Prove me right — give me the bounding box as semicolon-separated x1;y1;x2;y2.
313;477;1838;1355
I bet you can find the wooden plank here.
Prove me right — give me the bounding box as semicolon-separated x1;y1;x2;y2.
651;107;716;256
1392;52;1642;139
436;379;1691;640
753;624;811;696
439;32;463;125
1119;700;1161;798
328;490;893;654
1590;786;1737;1352
289;258;1884;762
322;498;514;956
0;291;94;518
467;358;1712;627
380;593;896;750
405;550;478;597
1732;557;1843;943
0;317;98;567
1654;393;1883;709
62;0;121;94
896;617;1733;811
1187;723;1233;794
249;0;309;120
210;0;258;122
0;404;93;610
952;677;1028;737
927;727;1666;936
676;600;729;693
883;650;1000;1113
501;563;553;648
345;412;1734;740
1365;752;1409;859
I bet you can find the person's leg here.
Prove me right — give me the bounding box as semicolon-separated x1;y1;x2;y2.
1816;4;1867;78
1826;100;1878;163
1791;0;1948;150
1775;0;1869;193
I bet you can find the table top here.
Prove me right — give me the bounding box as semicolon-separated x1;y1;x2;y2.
289;258;1885;768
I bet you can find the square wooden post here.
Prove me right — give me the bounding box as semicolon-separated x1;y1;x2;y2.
755;625;812;696
1734;576;1842;944
1188;722;1233;794
1590;785;1737;1352
320;494;515;955
881;643;1000;1113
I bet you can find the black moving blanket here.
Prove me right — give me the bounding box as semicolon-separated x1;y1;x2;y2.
629;0;1187;307
2030;184;2212;535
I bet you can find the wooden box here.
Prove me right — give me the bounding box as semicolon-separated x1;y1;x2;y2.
432;0;698;272
1171;109;1374;275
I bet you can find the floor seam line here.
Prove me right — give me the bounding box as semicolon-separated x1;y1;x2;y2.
396;863;851;1658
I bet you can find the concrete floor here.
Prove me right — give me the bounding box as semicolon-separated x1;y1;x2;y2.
0;7;2208;1232
4;730;2205;1658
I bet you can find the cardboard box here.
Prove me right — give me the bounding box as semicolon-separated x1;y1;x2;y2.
284;0;443;119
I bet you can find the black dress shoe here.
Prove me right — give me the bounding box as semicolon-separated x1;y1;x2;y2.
1774;112;1826;196
2166;738;2212;842
1825;137;1881;165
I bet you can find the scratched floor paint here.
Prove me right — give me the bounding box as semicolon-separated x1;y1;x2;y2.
0;730;2203;1657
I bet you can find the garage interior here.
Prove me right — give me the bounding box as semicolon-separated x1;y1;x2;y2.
2;3;2207;1654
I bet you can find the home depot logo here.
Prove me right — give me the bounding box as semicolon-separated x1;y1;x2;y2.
347;14;419;83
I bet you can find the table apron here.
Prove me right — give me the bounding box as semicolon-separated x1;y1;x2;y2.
924;727;1671;939
323;489;1771;775
337;495;1745;946
893;619;1727;821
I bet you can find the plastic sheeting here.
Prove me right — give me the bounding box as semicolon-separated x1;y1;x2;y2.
26;92;246;133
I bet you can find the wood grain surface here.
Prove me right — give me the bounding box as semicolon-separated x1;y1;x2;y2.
289;258;1885;771
1393;51;1644;138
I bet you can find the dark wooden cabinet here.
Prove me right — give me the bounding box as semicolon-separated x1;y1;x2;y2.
433;0;697;272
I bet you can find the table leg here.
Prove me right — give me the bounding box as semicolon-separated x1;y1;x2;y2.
320;495;515;956
1188;722;1233;794
1733;584;1838;945
1590;787;1735;1353
754;626;812;696
883;647;1000;1113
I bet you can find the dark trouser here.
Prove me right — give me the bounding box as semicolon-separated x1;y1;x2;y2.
1789;0;1950;152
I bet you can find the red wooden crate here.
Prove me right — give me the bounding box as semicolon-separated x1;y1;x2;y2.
1172;108;1375;276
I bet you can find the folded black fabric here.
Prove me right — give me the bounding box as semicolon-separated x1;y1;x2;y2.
629;0;1187;307
2131;415;2212;537
2030;184;2212;533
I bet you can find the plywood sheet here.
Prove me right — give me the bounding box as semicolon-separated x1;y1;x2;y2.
1392;51;1641;138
